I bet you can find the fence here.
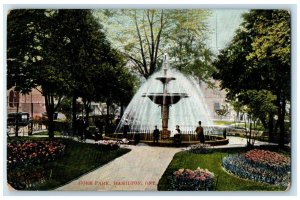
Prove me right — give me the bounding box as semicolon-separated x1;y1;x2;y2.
112;126;226;142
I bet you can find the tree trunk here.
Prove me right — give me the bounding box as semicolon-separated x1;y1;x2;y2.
29;101;33;136
72;94;77;136
44;94;62;138
278;99;286;148
120;101;124;117
84;100;90;127
106;100;111;134
47;110;54;138
268;113;274;142
259;116;268;130
45;98;54;138
15;102;19;137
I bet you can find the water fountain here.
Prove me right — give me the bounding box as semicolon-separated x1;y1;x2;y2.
141;55;188;139
112;55;229;146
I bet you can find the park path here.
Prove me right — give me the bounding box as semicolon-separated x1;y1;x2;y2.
56;144;181;191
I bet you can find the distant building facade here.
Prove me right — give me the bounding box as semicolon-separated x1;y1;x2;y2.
199;80;236;122
7;87;46;119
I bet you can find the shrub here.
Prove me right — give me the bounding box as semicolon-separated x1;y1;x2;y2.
173;167;215;191
222;149;291;187
53;120;70;132
7;140;65;170
94;140;120;151
189;143;212;154
7;140;65;190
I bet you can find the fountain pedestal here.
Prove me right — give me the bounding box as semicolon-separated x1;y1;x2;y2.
142;57;188;138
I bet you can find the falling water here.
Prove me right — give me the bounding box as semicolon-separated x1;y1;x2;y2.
114;67;216;135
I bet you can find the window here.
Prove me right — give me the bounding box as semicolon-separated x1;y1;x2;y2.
8;90;19;107
9;91;14;107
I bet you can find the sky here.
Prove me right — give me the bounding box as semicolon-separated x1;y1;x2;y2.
205;9;248;54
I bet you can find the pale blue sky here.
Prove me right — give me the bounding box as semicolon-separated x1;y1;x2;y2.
205;9;248;54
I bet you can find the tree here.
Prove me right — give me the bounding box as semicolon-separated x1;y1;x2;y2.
94;9;212;79
213;10;291;147
246;10;291;147
7;9;121;138
166;10;215;82
53;10;115;130
7;10;70;137
237;90;277;146
92;51;137;133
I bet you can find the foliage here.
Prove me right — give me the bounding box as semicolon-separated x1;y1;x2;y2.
215;104;229;117
58;98;72;121
222;149;291;188
95;9;213;80
94;140;120;151
7;10;137;137
238;90;277;121
7;140;65;170
173;167;215;191
235;90;277;146
158;149;285;191
213;10;291;147
7;137;131;190
189;143;212;154
53;120;70;133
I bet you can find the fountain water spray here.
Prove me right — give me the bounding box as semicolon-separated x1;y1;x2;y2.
115;55;215;136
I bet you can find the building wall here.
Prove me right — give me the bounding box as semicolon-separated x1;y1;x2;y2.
200;80;236;122
7;87;46;119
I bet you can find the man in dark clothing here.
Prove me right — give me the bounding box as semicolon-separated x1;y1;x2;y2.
123;120;130;139
195;121;205;143
95;119;104;135
77;116;85;141
173;125;182;147
153;125;160;144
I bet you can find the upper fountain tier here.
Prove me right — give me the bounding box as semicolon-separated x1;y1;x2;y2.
142;93;188;105
155;77;176;84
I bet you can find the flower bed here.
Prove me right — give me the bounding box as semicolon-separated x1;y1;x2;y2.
94;140;120;151
7;140;65;170
222;149;290;187
244;149;290;172
173;167;215;191
189;143;212;154
7;140;65;190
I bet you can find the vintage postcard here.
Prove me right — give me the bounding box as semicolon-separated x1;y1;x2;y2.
5;7;292;193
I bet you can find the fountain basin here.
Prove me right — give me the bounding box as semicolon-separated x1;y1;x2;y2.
142;93;188;105
155;77;176;84
104;134;229;147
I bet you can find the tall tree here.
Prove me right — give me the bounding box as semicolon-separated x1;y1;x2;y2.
94;9;212;79
7;10;70;137
7;9;120;137
213;10;291;147
246;10;291;147
53;10;114;130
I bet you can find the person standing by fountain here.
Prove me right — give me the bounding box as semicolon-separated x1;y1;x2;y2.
173;125;182;147
153;125;160;144
123;119;130;139
196;121;205;143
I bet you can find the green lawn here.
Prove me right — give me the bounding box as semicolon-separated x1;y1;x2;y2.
32;131;61;136
7;137;131;190
158;148;287;191
213;120;234;125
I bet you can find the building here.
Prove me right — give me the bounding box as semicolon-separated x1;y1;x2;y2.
200;80;236;122
7;87;46;120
